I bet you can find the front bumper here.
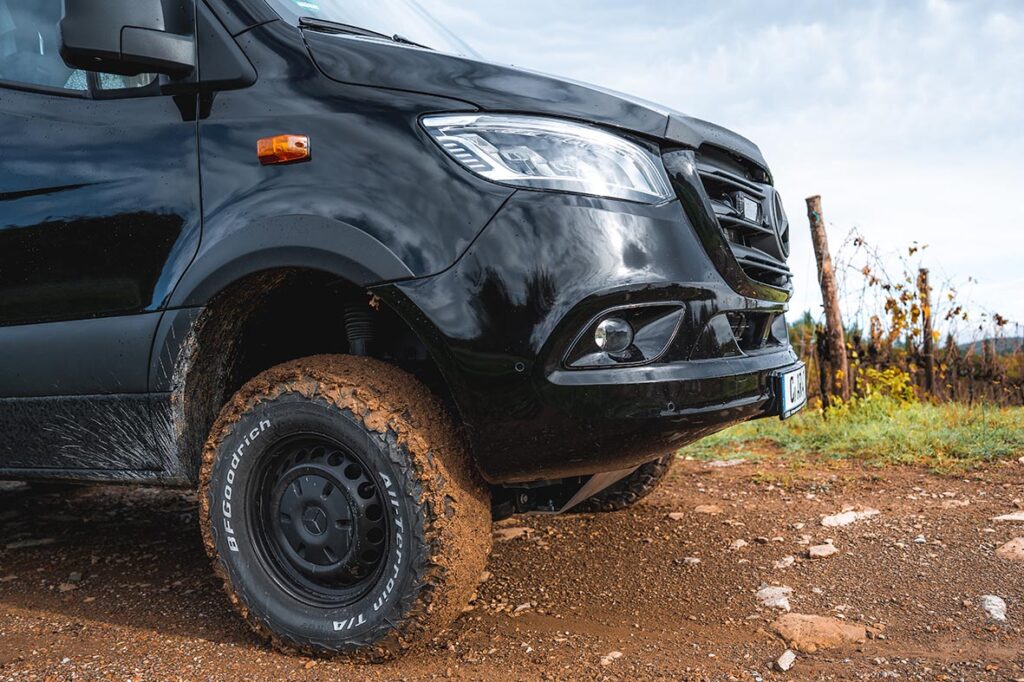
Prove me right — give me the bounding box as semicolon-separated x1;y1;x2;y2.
376;189;798;484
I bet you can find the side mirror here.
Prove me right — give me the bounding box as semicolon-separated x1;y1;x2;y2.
60;0;196;78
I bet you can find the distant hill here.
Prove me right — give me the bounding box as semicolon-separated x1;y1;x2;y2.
958;337;1023;356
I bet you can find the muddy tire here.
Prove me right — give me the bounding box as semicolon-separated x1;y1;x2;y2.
575;455;675;513
199;355;491;658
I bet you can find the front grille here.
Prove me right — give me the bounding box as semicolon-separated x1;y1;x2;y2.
694;146;792;288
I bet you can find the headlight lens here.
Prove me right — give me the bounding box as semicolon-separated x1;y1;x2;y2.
422;114;674;204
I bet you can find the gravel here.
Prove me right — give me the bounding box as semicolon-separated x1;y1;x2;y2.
1;460;1022;680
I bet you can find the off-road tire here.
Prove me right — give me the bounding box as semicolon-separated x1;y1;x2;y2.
575;454;675;513
200;355;491;658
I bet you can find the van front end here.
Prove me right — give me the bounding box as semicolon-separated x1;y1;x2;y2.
380;123;804;485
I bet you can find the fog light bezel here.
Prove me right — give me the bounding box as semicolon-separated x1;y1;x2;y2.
564;302;686;369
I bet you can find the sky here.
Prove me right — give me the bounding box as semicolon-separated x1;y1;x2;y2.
420;0;1024;338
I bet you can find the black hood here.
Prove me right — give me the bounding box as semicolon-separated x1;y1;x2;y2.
304;32;770;174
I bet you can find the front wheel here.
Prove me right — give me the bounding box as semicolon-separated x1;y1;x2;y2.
200;355;491;657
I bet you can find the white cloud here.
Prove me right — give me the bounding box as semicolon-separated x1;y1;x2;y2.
986;11;1024;41
421;0;1024;332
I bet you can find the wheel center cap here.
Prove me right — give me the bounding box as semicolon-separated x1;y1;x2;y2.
302;505;328;536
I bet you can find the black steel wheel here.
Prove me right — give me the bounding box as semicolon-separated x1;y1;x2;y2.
251;437;389;607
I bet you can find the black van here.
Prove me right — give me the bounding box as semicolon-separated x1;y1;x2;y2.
0;0;806;656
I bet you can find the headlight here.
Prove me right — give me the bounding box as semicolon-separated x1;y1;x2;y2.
422;114;674;204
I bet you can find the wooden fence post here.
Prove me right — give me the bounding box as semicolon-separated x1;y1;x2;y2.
806;196;851;402
943;334;956;402
815;326;831;411
918;268;935;396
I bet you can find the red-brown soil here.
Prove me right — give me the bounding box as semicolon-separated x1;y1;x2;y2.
1;457;1022;680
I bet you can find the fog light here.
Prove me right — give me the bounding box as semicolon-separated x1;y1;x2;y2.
595;318;634;354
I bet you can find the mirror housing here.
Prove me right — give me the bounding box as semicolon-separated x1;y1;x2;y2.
60;0;196;78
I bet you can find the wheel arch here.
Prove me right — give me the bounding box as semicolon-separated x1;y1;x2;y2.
153;265;462;486
166;214;416;310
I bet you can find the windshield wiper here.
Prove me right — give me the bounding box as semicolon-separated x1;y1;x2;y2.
298;17;433;50
298;17;389;39
391;34;431;50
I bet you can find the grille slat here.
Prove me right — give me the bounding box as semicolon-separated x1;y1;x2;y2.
736;258;793;279
697;167;767;198
716;213;777;237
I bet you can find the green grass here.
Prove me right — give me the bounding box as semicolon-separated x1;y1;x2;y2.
684;397;1024;471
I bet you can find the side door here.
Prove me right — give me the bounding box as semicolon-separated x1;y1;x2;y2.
0;0;200;472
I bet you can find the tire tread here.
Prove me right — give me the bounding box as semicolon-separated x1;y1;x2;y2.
574;455;675;513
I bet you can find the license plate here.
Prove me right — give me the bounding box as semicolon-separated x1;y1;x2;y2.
739;195;760;222
777;365;807;420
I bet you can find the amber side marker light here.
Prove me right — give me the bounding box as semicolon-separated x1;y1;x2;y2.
257;134;311;166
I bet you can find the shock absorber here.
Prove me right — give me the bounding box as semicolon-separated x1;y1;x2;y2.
344;303;375;357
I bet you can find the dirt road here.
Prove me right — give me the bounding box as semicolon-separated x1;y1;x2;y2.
1;457;1022;680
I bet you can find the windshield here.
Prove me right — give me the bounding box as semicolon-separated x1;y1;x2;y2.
263;0;478;57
